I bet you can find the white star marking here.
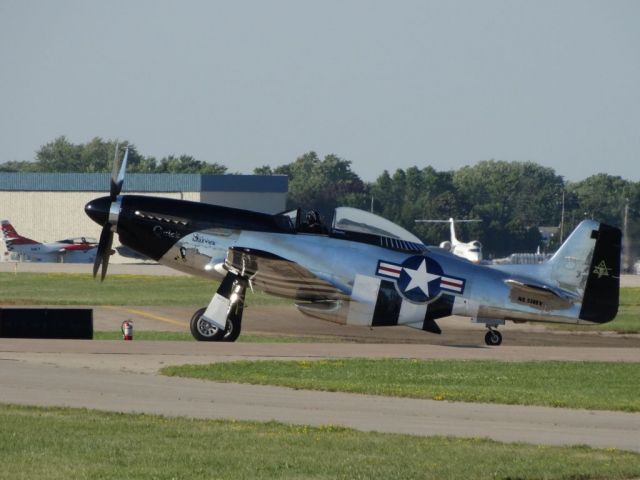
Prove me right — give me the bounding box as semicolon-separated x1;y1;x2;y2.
403;259;440;296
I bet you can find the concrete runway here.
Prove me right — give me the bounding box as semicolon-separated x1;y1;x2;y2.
1;262;639;452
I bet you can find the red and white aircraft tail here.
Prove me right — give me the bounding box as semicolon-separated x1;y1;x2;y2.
1;220;39;248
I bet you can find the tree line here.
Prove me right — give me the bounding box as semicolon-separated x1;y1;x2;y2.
0;136;227;174
2;136;638;262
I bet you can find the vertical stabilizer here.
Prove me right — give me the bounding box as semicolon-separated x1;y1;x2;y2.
449;218;459;245
546;220;620;323
579;223;621;322
1;220;39;247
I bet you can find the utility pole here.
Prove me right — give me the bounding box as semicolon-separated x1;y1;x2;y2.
560;190;565;244
623;198;630;273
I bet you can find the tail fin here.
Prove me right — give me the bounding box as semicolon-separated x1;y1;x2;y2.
449;218;459;244
579;223;621;322
547;220;620;323
1;220;39;248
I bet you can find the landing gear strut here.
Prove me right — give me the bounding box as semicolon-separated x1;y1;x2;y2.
484;328;502;346
190;280;245;342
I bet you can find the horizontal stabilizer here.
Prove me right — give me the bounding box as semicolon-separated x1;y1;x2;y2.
504;279;577;301
505;279;574;311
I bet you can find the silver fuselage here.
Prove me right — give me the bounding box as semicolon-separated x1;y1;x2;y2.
160;228;586;327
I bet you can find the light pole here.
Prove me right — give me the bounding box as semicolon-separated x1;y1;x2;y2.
623;198;630;273
559;190;565;244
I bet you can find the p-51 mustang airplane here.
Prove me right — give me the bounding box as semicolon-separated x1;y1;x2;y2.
85;148;620;345
1;220;98;263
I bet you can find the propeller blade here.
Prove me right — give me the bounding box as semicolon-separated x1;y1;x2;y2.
111;143;120;182
110;145;129;201
100;229;114;281
95;143;128;281
93;224;113;280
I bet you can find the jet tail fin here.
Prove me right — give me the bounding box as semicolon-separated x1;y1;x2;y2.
449;218;459;245
546;220;620;323
1;220;39;247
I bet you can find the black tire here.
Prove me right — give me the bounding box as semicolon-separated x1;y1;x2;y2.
484;329;503;346
190;307;225;342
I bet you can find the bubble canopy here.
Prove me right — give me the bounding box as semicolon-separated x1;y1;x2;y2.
331;207;423;245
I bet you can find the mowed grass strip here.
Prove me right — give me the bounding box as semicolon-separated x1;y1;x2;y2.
0;272;285;306
162;359;640;412
0;404;639;480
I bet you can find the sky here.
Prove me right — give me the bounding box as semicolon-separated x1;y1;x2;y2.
0;0;638;182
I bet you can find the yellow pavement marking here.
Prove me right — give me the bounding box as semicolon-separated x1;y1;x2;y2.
104;306;188;327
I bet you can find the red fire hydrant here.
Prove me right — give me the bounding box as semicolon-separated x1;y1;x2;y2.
121;320;133;341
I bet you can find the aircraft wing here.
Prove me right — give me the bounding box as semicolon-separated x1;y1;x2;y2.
225;247;348;302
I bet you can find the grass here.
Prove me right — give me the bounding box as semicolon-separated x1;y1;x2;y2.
1;404;639;480
0;272;286;307
93;330;344;343
162;358;640;412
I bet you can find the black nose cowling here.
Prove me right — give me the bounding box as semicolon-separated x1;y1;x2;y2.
85;196;111;226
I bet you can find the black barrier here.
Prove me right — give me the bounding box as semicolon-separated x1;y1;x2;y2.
0;308;93;339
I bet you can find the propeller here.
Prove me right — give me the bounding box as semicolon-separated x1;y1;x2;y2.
92;144;129;281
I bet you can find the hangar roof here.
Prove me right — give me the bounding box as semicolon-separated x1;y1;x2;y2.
0;173;288;193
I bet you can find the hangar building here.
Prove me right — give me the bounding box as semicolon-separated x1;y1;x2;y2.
0;173;287;262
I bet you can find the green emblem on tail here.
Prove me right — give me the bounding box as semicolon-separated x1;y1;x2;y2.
592;260;611;279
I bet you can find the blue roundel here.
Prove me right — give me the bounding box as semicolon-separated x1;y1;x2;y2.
396;255;443;303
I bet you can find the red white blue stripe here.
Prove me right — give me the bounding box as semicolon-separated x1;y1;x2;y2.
376;259;466;295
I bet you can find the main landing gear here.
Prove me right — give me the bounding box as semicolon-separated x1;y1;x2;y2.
190;280;245;342
484;328;502;346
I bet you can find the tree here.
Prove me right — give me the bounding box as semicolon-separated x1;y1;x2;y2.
35;136;82;172
566;174;640;266
0;160;40;172
2;136;227;174
565;174;630;227
156;155;227;174
253;165;274;175
259;151;365;221
370;166;456;244
452;160;564;256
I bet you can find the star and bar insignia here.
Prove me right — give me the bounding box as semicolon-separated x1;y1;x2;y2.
376;255;466;303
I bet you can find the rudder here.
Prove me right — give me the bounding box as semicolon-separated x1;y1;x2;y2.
579;223;621;323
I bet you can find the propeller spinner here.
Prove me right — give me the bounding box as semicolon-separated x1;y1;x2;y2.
85;145;129;280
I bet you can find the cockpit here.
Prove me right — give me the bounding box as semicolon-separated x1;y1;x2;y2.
277;207;426;254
